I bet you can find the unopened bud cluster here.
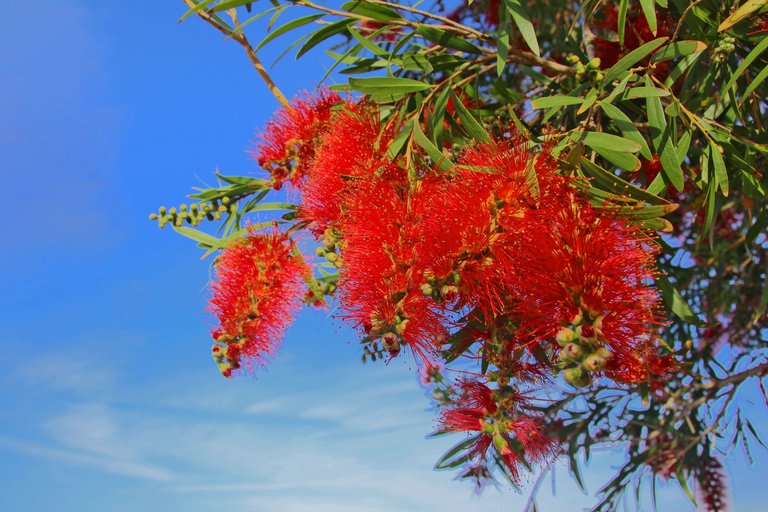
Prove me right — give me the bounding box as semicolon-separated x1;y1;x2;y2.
315;228;342;269
210;329;244;378
568;54;603;82
712;36;736;63
420;268;460;303
149;196;237;228
555;311;613;388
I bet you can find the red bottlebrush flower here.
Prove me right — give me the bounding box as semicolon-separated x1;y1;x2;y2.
208;229;309;376
412;133;565;319
337;174;445;365
300;103;403;236
250;89;342;190
510;192;665;382
697;456;729;512
438;379;555;484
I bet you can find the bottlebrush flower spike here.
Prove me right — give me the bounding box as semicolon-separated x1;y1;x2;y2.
300;103;403;236
510;192;665;385
338;175;445;365
438;379;555;484
697;456;728;512
251;89;342;190
208;229;309;377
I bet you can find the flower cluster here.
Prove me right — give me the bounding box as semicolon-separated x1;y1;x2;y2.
209;229;308;377
210;90;673;484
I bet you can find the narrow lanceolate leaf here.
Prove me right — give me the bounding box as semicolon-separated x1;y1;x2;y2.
604;37;668;82
593;148;641;171
648;95;684;191
413;119;454;171
617;0;629;46
651;40;706;62
638;0;657;34
622;86;670;99
718;0;768;31
434;435;482;469
416;25;483;54
348;77;432;95
578;88;598;114
598;101;652;159
742;64;768;104
297;18;355;58
581;131;642;153
504;0;540;56
530;95;583;109
723;36;768;93
657;275;700;324
256;14;324;51
172;225;221;248
710;142;730;197
449;90;491;143
340;1;403;21
580;158;668;204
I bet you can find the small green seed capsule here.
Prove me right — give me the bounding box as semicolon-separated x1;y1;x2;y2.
562;343;583;361
583;354;606;371
556;327;577;347
563;366;583;384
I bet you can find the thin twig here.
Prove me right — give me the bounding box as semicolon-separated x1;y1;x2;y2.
182;0;290;107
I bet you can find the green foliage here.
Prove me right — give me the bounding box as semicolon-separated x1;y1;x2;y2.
161;1;768;509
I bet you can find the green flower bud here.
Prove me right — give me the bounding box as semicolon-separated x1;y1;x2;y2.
420;283;434;296
158;206;167;215
572;374;593;388
583;354;606;371
169;207;177;215
563;366;583;384
316;246;327;257
588;57;601;69
555;327;577;347
222;196;231;205
326;252;338;263
323;237;335;250
562;343;583;361
180;204;187;212
381;332;400;356
595;347;613;360
149;213;158;220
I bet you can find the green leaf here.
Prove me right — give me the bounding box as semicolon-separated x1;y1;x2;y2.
416;25;483;54
449;90;491;143
581;131;642;153
530;95;584;109
657;274;700;324
172;225;221;247
577;88;598;114
256;14;324;51
297;18;355;58
580;158;668;204
598;101;652;159
617;0;629;46
604;37;668;82
341;1;403;21
504;0;540;56
349;77;432;96
709;142;730;197
622;86;670;99
179;0;218;22
723;36;768;93
718;0;768;31
347;27;390;57
434;435;482;469
593;147;641;171
740;57;768;104
413;119;454;171
651;40;706;62
638;0;657;34
209;0;259;12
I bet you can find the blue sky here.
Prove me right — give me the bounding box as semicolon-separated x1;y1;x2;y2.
0;1;765;511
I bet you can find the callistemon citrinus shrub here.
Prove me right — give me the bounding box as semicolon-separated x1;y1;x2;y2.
153;1;768;510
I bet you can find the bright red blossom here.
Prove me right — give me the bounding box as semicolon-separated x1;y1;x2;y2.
251;89;342;190
209;230;308;375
